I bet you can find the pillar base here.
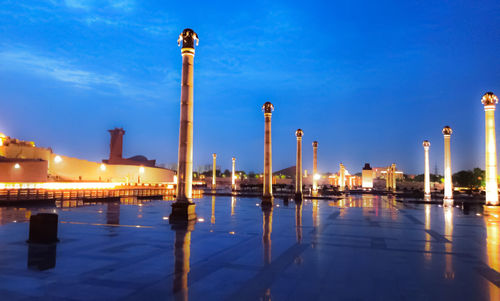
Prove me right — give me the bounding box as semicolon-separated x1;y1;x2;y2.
261;195;274;208
294;193;303;202
443;197;454;207
169;202;197;223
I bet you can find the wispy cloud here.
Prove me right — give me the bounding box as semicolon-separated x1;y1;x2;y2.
59;0;135;12
0;47;176;101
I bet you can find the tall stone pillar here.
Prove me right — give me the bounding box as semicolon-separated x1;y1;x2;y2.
231;157;236;191
262;102;274;204
391;163;396;192
312;141;318;191
482;92;499;206
170;29;199;222
212;153;217;189
339;163;345;192
423;140;431;198
386;166;391;191
295;129;304;200
442;126;453;204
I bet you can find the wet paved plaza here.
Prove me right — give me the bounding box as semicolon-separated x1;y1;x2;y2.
0;195;499;300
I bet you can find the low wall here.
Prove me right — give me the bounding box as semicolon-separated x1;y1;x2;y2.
49;153;174;183
0;161;48;182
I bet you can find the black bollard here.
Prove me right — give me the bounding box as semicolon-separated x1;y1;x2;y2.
28;213;59;244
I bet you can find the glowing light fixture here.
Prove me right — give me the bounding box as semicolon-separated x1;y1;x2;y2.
313;174;320;180
54;155;62;163
100;164;106;171
139;166;145;173
14;163;20;169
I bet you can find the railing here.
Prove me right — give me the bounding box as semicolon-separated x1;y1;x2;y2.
0;182;201;202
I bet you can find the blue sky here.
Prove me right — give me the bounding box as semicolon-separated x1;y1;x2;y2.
0;0;499;174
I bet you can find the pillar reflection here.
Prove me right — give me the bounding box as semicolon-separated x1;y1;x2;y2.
106;202;120;225
295;202;303;244
443;206;454;280
172;221;195;301
312;199;319;229
484;206;500;300
262;207;273;265
231;196;236;216
211;195;215;224
424;204;432;261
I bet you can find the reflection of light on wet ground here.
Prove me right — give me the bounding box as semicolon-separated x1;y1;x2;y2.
444;206;454;280
424;204;432;261
1;195;499;299
484;206;500;301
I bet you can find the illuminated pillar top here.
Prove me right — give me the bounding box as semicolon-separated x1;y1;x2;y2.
295;129;304;138
312;141;318;148
423;140;430;149
177;28;199;55
442;126;452;136
482;92;498;110
262;102;274;115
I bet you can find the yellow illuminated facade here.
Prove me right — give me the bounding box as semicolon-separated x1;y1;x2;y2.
361;163;373;190
482;92;499;205
385;163;396;192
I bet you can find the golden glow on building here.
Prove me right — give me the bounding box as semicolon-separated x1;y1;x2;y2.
0;182;123;190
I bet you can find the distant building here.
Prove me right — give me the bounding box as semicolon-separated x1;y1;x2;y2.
0;131;174;183
102;128;156;167
362;163;373;190
372;166;404;180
